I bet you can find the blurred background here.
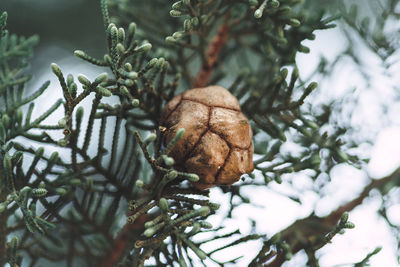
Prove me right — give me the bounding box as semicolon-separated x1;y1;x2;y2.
1;0;400;266
1;0;105;71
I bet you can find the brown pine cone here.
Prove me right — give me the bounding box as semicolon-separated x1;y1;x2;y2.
160;85;254;190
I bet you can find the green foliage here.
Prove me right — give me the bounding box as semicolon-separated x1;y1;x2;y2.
0;0;397;266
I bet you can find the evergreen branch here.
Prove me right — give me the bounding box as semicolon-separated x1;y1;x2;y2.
74;50;108;66
97;117;106;163
118;131;140;184
0;1;396;266
115;125;134;179
100;0;111;32
0;34;39;62
51;64;73;106
263;167;400;266
25;103;34;125
24;147;44;182
0;76;30;92
354;246;382;267
82;95;101;152
208;233;261;255
34;124;64;130
23;99;63;130
0;12;7;36
193;23;229;88
99;216;147;267
109;116;122;172
10;80;50;111
6;236;18;267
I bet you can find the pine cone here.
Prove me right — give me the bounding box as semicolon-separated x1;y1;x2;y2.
160;85;254;190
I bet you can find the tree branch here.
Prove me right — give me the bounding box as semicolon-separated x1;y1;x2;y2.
264;167;400;267
99;214;147;267
193;23;229;88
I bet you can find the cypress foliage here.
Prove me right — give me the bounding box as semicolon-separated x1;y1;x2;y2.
0;0;398;266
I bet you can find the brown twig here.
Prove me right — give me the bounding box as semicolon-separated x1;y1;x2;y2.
263;167;400;267
193;23;229;88
99;214;147;267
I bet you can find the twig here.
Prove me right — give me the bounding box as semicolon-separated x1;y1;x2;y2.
99;214;147;267
193;23;229;88
263;167;400;267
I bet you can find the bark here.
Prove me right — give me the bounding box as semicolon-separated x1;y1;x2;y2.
193;24;229;88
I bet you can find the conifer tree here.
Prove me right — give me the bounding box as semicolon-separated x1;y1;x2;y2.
0;0;399;266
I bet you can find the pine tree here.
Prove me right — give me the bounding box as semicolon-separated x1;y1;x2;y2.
0;0;399;266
